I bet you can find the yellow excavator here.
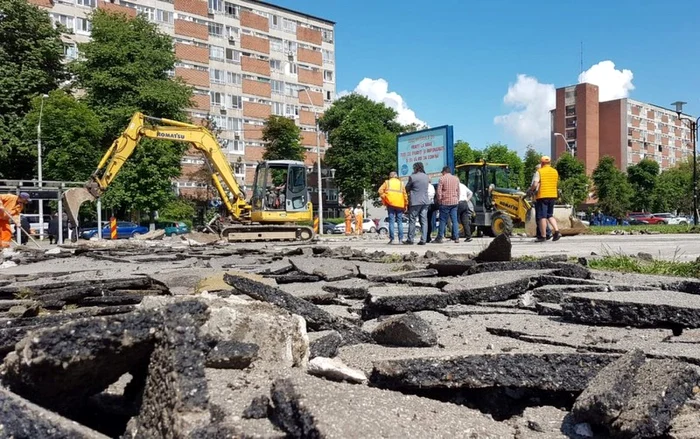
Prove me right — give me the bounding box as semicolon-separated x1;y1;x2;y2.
63;112;315;242
456;161;589;237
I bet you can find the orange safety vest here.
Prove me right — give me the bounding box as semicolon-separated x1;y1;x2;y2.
344;208;353;220
536;165;559;199
0;194;22;222
380;178;406;209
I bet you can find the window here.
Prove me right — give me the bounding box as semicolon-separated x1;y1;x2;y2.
210;92;223;105
270;37;283;52
224;2;238;18
226;94;242;109
157;9;173;24
233;163;245;175
63;43;78;60
208;0;223;12
75;0;95;7
122;2;155;21
226;25;239;39
226;48;240;63
323;70;333;82
321;29;333;43
51;13;74;30
270;59;282;71
322;49;334;64
272;102;284;115
208;21;223;37
209;45;224;61
284;40;297;54
226;71;241;85
566;129;576;139
285;104;299;117
75;17;91;34
269;14;280;29
565;89;576;100
287;62;297;75
282;18;296;33
658;145;663;153
565;105;576;117
271;80;283;95
284;84;298;97
326;90;332;101
210;69;225;84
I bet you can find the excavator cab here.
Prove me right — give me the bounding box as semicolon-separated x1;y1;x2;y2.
249;160;313;224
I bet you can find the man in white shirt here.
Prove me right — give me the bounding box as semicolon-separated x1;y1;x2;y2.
458;182;473;242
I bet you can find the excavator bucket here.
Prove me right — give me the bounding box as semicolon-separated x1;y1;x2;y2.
524;205;591;237
62;187;96;227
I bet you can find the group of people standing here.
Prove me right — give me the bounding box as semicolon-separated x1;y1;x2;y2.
343;204;364;235
378;162;474;245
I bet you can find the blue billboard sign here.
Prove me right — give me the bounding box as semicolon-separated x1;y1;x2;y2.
397;125;454;182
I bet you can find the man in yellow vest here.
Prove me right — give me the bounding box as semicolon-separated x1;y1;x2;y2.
529;156;561;242
378;171;408;244
344;206;354;235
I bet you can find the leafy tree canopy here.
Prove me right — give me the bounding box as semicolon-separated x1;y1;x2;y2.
454;140;476;166
592;156;633;218
481;142;524;188
523;146;542;184
262;115;305;162
0;0;66;177
627;158;659;212
554;152;586;180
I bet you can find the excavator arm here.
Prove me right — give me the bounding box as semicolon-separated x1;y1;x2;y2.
63;112;251;226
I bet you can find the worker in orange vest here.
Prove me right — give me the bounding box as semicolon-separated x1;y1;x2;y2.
344;206;354;235
1;192;30;248
353;204;364;235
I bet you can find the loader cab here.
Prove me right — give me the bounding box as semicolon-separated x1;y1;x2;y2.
250;160;312;223
457;162;511;212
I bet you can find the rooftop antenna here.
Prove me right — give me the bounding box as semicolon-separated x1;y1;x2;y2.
580;41;584;76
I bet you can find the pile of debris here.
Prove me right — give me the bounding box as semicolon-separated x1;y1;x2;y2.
0;236;699;438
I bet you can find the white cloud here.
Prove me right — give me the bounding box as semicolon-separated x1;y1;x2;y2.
494;60;635;147
341;78;427;127
578;60;635;101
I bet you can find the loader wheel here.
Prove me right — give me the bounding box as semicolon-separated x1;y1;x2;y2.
491;213;513;237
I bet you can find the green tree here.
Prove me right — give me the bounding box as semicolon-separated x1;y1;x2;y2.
0;0;66;177
454;140;476;165
481;142;524;188
554;152;586;180
651;159;694;214
627;158;660;212
320;94;402;205
523;146;542;183
592;156;633;218
262;115;304;162
158;198;196;224
559;174;590;206
21;90;104;182
70;10;192;215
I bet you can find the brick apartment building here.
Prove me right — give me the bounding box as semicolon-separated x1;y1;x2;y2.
31;0;336;202
551;83;695;174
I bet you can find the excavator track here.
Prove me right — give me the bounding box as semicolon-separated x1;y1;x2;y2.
220;224;315;243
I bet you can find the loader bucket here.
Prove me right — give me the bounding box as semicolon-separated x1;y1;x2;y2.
62;187;96;227
524;205;591;237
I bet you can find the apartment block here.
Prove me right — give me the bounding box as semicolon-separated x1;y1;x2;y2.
551;83;695;174
31;0;336;199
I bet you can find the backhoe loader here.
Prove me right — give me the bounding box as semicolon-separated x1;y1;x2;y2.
455;161;589;237
63;112;315;242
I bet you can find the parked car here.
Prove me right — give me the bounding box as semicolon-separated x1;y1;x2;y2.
157;221;190;236
321;222;336;234
626;213;667;225
333;218;376;234
651;213;688;225
377;216;421;236
80;221;149;240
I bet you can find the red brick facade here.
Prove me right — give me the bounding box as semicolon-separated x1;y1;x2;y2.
98;1;137;17
298;67;323;87
243;101;271;119
175;43;209;64
241;34;270;54
242;79;271;98
175;67;210;88
175;19;209;40
301;131;326;147
297;26;322;46
297;47;322;66
299;109;316;126
299;90;323;107
27;0;53;7
190;94;210;110
246;145;265;161
599;100;624;167
241;56;271;77
174;0;208;17
244;124;264;140
240;10;269;32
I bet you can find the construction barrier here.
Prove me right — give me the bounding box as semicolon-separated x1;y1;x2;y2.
110;217;117;240
313;216;319;233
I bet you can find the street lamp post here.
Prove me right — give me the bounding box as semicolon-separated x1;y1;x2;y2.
299;87;324;235
671;101;699;226
553;132;575;156
37;94;49;240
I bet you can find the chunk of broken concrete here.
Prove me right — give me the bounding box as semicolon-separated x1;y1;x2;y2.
289;257;357;281
562;290;700;329
362;285;456;319
242;395;270;420
427;259;476;276
442;270;553;304
371;312;438;347
269;375;515;438
362;268;438;283
474;233;511;262
307;357;367;384
370;353;618;392
308;330;343;359
205;341;259;369
572;349;647;425
0;386;110;439
321;278;374;299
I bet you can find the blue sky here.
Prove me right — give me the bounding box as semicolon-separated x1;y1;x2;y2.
273;0;700;156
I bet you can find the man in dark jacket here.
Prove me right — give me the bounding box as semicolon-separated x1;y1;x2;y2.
20;215;30;245
404;162;430;245
48;213;59;245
